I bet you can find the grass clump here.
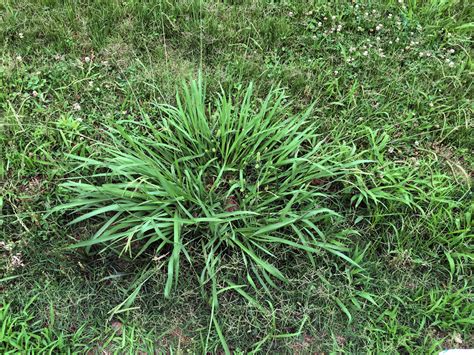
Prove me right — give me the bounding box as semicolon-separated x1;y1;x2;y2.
57;79;365;303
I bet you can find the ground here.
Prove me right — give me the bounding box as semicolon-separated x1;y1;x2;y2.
0;0;473;353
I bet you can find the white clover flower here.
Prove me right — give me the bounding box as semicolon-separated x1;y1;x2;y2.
388;13;393;18
331;15;336;20
388;147;394;154
389;40;393;45
357;26;363;31
419;52;424;57
349;47;356;52
376;36;381;41
317;22;322;27
334;70;338;75
84;56;91;63
448;61;455;68
288;11;294;17
395;37;400;43
426;52;432;57
32;90;38;97
19;32;24;39
449;48;455;54
337;24;342;32
429;102;434;107
16;55;22;62
73;102;81;111
11;253;25;268
363;50;369;56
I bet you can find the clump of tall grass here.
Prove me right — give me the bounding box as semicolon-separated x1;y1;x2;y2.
56;79;367;301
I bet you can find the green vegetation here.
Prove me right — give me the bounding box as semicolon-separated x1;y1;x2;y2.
0;299;85;353
1;0;472;353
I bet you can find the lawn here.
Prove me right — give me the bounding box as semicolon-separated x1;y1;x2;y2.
1;0;473;353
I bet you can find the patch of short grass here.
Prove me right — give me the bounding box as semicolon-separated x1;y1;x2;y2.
0;298;84;353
